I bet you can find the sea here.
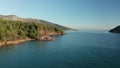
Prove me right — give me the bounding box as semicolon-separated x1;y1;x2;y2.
0;30;120;68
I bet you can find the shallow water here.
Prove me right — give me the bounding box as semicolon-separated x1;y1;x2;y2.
0;30;120;68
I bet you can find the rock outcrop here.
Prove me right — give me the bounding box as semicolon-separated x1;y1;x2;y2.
39;36;54;41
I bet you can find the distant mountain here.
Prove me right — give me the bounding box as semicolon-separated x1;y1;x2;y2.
0;15;72;30
109;25;120;33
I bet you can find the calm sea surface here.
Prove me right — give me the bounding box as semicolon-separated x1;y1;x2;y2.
0;30;120;68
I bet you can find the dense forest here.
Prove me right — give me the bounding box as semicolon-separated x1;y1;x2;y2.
0;17;63;42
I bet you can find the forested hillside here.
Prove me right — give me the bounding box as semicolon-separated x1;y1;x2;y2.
0;17;63;43
0;15;72;30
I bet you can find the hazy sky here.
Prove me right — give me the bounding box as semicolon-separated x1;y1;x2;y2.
0;0;120;30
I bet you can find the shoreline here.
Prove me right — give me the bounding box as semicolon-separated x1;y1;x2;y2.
0;38;34;47
0;33;64;47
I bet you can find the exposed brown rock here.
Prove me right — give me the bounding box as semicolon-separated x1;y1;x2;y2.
39;36;55;41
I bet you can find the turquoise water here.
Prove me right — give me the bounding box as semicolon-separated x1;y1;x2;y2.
0;30;120;68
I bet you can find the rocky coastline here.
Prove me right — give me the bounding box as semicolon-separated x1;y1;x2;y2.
0;15;66;47
0;32;64;47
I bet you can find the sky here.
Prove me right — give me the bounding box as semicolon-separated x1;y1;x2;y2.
0;0;120;30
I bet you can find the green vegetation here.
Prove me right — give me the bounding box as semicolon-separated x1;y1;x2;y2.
0;15;73;30
0;17;63;42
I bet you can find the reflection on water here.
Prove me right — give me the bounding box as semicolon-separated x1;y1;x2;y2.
0;45;15;52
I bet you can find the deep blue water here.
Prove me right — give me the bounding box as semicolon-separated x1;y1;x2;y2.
0;30;120;68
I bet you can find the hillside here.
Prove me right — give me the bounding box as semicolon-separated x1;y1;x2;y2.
0;15;72;30
109;25;120;33
0;17;64;46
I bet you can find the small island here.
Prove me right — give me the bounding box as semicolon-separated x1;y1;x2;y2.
0;15;71;46
109;25;120;33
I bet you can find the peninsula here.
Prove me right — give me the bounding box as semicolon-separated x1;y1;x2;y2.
0;15;71;46
109;25;120;33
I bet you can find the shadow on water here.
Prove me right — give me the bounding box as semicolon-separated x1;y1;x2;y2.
0;40;49;53
0;45;16;52
26;40;47;48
